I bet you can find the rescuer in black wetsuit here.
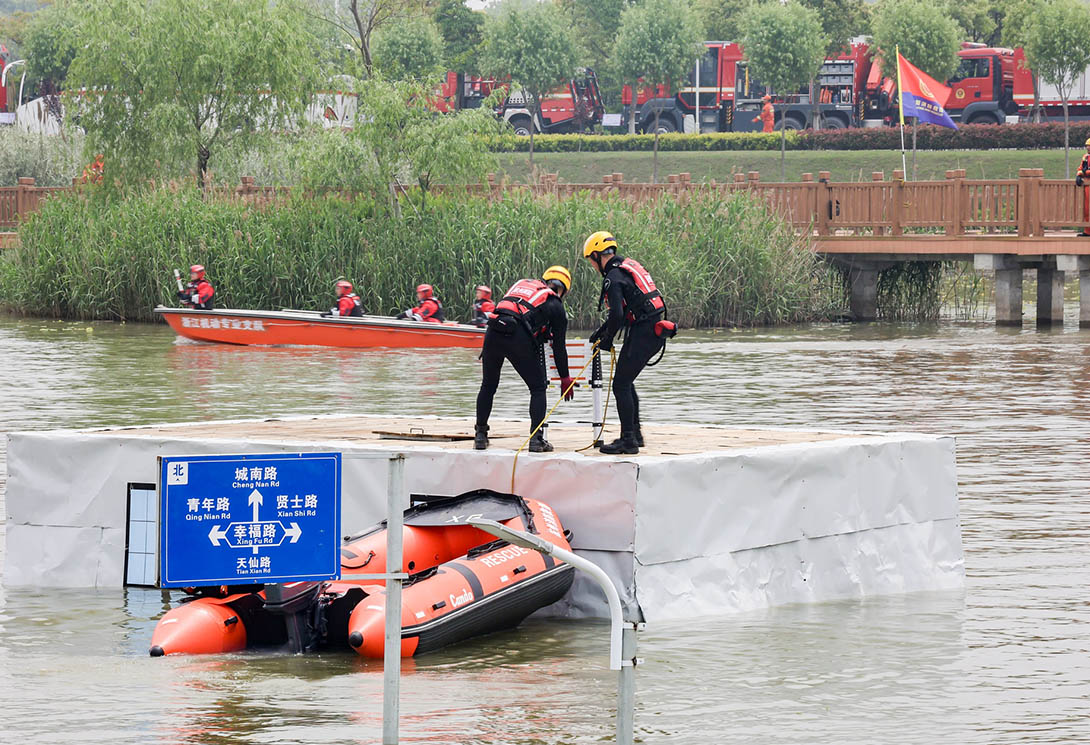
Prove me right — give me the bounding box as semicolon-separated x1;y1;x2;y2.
584;231;675;455
474;266;576;453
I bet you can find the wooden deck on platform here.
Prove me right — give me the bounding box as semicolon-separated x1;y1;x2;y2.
94;415;862;458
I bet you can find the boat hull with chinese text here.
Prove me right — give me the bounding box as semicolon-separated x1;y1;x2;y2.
155;306;484;349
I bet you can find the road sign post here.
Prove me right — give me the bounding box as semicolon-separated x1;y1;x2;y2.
158;452;341;587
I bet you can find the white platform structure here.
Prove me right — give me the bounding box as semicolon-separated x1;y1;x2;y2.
3;415;964;621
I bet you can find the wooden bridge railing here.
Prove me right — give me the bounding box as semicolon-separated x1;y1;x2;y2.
4;168;1089;236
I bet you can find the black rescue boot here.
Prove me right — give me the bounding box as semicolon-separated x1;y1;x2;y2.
474;424;489;450
633;427;644;448
599;432;639;455
528;430;553;453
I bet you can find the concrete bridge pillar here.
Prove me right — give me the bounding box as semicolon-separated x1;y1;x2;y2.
1057;256;1090;327
1036;267;1065;327
975;255;1023;326
847;266;880;321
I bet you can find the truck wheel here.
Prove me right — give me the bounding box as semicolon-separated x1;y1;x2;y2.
776;116;804;131
509;116;533;137
821;116;846;129
967;113;1000;125
643;117;675;135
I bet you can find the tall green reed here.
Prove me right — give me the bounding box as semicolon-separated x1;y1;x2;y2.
2;185;848;326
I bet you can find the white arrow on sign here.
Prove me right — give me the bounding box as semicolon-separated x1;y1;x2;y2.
248;490;265;554
285;522;302;543
208;525;228;546
248;488;263;523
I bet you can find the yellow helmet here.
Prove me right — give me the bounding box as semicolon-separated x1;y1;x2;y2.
542;265;572;292
582;231;618;258
1085;137;1090;146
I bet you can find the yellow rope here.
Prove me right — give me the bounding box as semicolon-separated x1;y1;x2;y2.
576;346;616;453
510;341;601;493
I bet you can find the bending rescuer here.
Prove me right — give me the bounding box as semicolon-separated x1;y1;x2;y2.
584;231;676;455
396;284;445;323
324;280;362;317
474;266;576;453
471;285;495;327
179;265;214;310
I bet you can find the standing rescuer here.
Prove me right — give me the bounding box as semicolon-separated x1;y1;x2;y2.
474;266;576;453
179;265;214;310
1077;138;1090;237
754;94;775;133
471;285;494;327
325;280;362;317
584;231;675;455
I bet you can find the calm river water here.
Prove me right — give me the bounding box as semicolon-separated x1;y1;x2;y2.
1;314;1088;744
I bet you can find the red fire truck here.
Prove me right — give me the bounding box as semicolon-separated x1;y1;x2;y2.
623;41;1025;132
436;68;605;135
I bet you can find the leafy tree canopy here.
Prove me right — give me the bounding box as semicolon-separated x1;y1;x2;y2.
798;0;869;56
21;0;77;94
740;0;826;95
693;0;754;43
431;0;484;73
871;0;961;81
479;1;577;165
372;15;445;81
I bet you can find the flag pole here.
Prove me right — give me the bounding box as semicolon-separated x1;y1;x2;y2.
896;46;907;177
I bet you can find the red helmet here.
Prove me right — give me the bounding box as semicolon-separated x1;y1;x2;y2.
335;280;353;295
416;284;433;299
190;264;205;279
475;285;491;299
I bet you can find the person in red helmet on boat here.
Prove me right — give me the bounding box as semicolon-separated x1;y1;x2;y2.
474;266;575;453
178;265;214;310
471;285;494;327
324;279;362;317
396;284;445;323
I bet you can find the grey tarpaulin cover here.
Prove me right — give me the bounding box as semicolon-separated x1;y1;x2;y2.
4;418;962;621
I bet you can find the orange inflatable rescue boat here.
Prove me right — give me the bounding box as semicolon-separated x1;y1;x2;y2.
149;490;575;657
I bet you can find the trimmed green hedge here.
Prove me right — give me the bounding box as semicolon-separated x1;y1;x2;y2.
491;122;1090;153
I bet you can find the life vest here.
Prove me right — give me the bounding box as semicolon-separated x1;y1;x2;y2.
495;279;556;336
614;258;664;321
472;298;495;327
184;278;214;310
414;297;445;322
338;293;362;317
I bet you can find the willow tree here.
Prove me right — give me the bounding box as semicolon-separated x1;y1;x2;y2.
67;0;321;187
479;1;577;174
740;1;826;181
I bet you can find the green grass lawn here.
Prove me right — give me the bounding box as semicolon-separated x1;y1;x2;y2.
496;148;1087;184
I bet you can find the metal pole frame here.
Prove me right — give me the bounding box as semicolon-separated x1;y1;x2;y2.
339;452;409;745
468;518;640;745
382;455;406;744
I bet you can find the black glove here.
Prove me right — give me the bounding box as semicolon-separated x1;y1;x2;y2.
1078;174;1085;187
320;310;332;318
177;290;187;300
395;311;407;320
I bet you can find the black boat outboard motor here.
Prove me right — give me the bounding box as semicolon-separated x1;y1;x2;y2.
264;582;327;653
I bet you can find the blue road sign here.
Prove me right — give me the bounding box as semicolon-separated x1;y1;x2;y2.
159;453;341;588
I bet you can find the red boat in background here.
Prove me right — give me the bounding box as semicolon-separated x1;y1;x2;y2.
156;306;484;349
